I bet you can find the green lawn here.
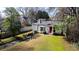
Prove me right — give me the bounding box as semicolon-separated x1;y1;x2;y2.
34;35;65;51
2;34;66;51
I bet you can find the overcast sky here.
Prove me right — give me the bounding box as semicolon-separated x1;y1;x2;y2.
0;7;57;18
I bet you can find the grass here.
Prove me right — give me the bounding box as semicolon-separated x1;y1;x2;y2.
35;35;64;50
2;34;65;51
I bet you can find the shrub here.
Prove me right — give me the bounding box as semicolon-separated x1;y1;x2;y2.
15;34;26;41
0;37;16;45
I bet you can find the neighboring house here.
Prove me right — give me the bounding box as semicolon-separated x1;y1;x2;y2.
32;19;54;34
19;16;27;27
19;16;32;32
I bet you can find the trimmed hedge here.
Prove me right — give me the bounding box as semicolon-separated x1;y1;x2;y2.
0;37;16;45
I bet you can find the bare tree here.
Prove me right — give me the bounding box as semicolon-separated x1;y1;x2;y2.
57;7;79;43
17;7;28;16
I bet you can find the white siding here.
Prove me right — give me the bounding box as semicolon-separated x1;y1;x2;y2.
32;24;37;32
20;26;32;32
32;19;55;34
46;26;49;33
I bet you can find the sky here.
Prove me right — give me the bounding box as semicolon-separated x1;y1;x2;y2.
0;7;5;11
0;7;6;18
0;7;57;18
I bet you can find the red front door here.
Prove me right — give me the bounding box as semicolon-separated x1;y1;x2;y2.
49;27;52;33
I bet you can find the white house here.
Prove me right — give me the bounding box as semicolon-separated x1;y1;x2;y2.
32;19;54;34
